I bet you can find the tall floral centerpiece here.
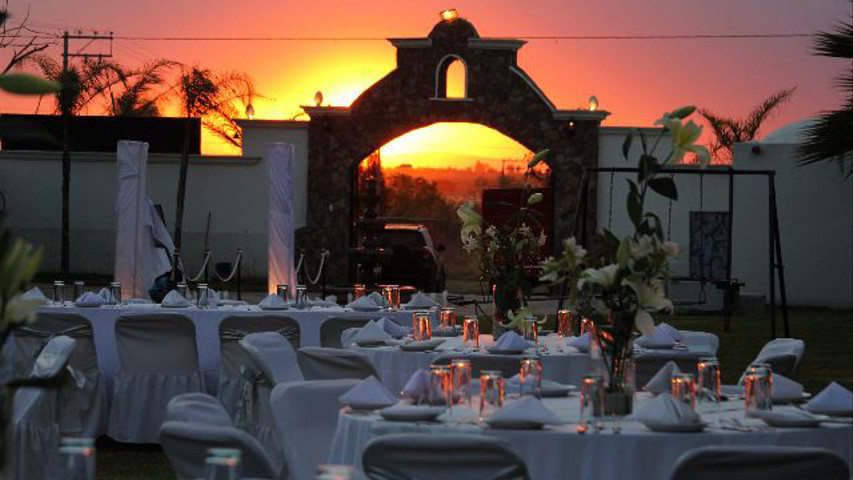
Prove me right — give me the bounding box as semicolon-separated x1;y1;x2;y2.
458;150;549;336
541;106;709;414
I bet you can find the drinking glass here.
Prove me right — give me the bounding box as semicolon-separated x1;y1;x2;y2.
579;373;604;433
73;281;85;301
440;307;456;329
316;465;354;480
53;281;65;304
295;285;307;309
414;312;432;341
59;437;95;480
580;317;595;336
108;282;122;305
204;448;241;480
523;316;539;350
519;357;543;397
479;370;504;420
390;285;401;310
277;284;289;302
177;282;189;299
428;365;452;407
353;284;366;300
196;284;210;308
381;286;393;309
697;357;722;405
671;373;697;409
556;309;573;337
450;359;472;407
463;316;479;349
744;365;773;411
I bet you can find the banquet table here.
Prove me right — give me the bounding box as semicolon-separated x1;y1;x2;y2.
36;303;421;393
353;333;719;393
328;395;853;480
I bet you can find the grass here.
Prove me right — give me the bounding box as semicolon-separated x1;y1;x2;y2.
93;307;852;480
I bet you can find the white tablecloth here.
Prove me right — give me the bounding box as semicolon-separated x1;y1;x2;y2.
328;396;853;480
37;304;418;393
354;335;592;393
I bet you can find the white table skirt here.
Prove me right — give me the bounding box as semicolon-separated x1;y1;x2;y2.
37;304;418;393
328;397;853;480
354;335;592;393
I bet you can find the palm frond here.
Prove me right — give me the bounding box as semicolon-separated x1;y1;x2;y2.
813;20;853;59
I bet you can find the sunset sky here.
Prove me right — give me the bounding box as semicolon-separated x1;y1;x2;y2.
1;0;849;168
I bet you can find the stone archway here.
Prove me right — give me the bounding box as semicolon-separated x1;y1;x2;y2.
301;15;608;283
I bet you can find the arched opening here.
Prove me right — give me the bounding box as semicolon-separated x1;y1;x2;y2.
435;55;468;99
352;122;551;291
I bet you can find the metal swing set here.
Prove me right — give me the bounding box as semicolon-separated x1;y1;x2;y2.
572;166;790;339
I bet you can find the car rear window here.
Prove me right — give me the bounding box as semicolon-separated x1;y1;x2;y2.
379;230;427;249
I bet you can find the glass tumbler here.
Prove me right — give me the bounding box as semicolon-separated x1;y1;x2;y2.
744;365;773;411
579;373;604;433
463;316;479;349
196;284;210;308
523;316;539;350
277;284;289;302
440;307;456;329
353;284;366;300
451;359;473;407
390;285;401;310
428;365;453;407
295;285;307;309
109;282;122;305
73;281;85;301
671;373;697;409
479;370;505;420
59;437;96;480
204;448;241;480
519;357;543;397
53;280;65;304
177;282;189;299
414;312;432;341
556;309;573;337
316;465;355;480
697;357;722;405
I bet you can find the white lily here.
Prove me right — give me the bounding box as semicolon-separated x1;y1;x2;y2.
656;116;711;165
662;241;681;258
629;235;656;260
457;202;482;237
625;279;673;314
578;264;620;290
563;237;587;260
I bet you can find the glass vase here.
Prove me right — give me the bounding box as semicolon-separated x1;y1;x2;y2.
491;283;522;339
594;319;636;416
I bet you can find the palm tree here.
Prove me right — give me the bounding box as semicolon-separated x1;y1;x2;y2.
27;55;125;275
104;59;179;117
797;10;853;177
172;66;259;251
699;88;795;163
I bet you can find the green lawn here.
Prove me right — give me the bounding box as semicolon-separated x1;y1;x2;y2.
94;307;852;480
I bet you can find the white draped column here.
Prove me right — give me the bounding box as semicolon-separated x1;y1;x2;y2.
266;142;297;294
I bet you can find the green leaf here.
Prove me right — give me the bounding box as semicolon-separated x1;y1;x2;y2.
527;192;543;205
0;73;62;95
616;237;631;267
669;105;696;119
647;177;678;201
627;180;642;227
638;154;659;183
622;133;633;160
528;149;550;168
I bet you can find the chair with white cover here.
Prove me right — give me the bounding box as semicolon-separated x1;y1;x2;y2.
236;332;304;471
320;316;377;348
270;379;360;480
165;393;232;427
159;421;280;480
432;353;521;378
217;315;300;418
297;347;377;380
742;338;805;380
9;335;77;480
362;433;531;480
108;313;205;443
9;311;108;436
670;445;849;480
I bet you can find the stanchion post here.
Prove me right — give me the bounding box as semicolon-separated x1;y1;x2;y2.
236;248;242;301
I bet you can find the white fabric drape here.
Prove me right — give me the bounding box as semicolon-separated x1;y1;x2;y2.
266;142;297;295
114;141;173;299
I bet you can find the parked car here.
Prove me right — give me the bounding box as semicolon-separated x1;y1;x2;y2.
357;223;446;292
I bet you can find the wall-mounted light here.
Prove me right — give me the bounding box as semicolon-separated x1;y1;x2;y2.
588;95;599;112
568;121;576;131
245;103;255;120
440;8;459;21
314;91;324;107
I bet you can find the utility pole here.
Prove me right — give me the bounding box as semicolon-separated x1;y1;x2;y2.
59;30;112;278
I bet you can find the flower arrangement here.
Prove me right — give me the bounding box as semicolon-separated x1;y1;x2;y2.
540;106;709;410
457;150;549;332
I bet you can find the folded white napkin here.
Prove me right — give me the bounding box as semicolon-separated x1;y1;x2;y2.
401;369;430;400
258;293;289;310
21;287;48;303
806;382;853;415
643;361;682;395
347;296;380;311
339;375;397;409
367;292;390;308
352;320;392;345
566;333;591;352
161;290;192;308
404;292;439;309
494;331;530;351
487;396;565;428
627;393;702;426
772;373;804;401
207;289;221;306
377;317;409;338
74;291;105;308
657;322;684;342
97;287;115;304
635;328;677;349
307;296;338;308
748;407;820;424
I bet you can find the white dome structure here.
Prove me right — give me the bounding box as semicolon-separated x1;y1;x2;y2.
761;117;819;144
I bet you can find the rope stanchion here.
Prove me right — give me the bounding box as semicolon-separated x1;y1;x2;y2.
305;250;330;285
212;250;244;283
177;251;212;282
